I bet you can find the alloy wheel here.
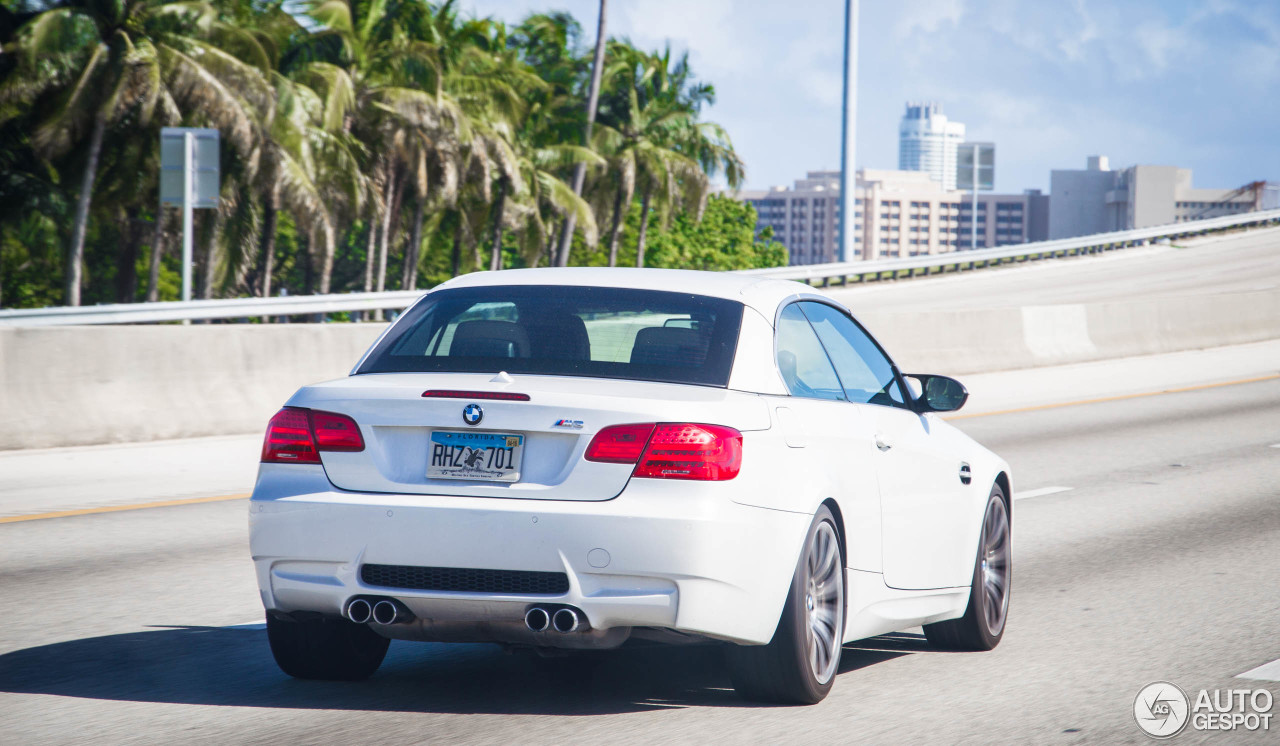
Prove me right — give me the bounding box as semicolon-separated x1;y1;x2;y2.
804;521;844;684
980;496;1011;636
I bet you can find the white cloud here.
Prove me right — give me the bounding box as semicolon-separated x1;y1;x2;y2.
616;0;748;77
1057;0;1098;61
456;1;1280;192
895;0;964;38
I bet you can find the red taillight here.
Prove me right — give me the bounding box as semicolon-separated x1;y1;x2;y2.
262;408;319;463
261;408;364;463
422;390;531;401
635;424;742;481
585;422;742;481
585;423;656;463
312;410;365;451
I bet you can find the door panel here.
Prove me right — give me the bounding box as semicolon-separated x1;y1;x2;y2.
770;397;882;573
793;301;970;590
770;304;882;572
869;407;973;589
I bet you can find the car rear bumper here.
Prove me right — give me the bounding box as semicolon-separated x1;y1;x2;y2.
249;464;811;645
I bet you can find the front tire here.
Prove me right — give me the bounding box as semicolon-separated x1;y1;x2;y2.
924;483;1011;651
727;505;845;704
266;614;390;680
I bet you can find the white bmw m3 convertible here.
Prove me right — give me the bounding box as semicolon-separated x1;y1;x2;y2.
250;267;1012;704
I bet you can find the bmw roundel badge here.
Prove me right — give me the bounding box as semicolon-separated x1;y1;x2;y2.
462;403;483;426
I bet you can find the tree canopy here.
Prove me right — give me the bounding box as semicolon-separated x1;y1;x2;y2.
0;0;783;311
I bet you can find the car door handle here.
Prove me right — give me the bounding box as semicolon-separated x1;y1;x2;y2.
875;435;893;452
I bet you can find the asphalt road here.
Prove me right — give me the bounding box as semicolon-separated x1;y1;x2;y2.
2;377;1279;744
828;227;1280;313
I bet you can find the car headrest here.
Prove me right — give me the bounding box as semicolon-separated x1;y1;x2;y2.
450;320;530;358
629;326;708;368
525;312;590;361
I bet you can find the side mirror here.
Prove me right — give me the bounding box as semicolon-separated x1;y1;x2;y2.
905;374;968;413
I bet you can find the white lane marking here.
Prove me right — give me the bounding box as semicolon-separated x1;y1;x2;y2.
1237;658;1280;682
1015;486;1073;501
1270;443;1280;449
225;621;266;630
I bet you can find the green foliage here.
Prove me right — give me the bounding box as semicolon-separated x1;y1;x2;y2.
0;0;755;311
0;212;63;307
646;196;785;271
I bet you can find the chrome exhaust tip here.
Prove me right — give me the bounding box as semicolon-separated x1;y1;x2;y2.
346;598;372;624
552;608;580;633
524;607;550;633
371;599;401;625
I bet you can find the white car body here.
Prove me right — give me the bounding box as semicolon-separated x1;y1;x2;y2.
249;267;1010;657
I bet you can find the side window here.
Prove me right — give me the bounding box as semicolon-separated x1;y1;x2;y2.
798;302;907;408
775;304;845;401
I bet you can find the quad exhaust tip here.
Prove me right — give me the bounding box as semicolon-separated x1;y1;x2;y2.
347;597;410;625
525;606;583;633
552;608;581;633
346;598;372;624
524;607;550;633
371;599;402;625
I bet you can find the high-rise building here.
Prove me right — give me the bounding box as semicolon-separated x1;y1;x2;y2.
899;102;966;190
1048;156;1268;239
738;170;1048;266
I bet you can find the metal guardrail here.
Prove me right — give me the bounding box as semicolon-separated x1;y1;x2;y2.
0;290;425;326
738;208;1280;284
2;209;1278;326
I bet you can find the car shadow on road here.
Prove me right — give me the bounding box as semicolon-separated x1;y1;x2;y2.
0;625;913;715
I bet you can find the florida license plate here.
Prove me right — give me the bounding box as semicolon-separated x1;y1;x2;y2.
428;431;524;482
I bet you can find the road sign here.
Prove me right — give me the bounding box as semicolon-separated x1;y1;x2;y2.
159;127;220;307
958;142;995;251
957;142;995;192
160;128;219;207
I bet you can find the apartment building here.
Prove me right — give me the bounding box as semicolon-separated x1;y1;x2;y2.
740;170;1049;265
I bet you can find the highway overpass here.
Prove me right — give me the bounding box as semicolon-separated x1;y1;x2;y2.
1;225;1277;742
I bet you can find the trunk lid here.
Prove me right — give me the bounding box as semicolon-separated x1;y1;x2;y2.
286;372;770;501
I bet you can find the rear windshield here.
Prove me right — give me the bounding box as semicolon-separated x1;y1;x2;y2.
357;285;744;387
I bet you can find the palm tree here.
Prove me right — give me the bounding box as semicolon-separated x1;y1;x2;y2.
592;70;702;265
295;0;469;295
0;0;273;305
504;105;603;268
552;0;606;267
593;44;742;268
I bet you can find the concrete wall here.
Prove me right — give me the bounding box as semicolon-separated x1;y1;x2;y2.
1;324;386;450
3;290;1277;451
859;290;1280;375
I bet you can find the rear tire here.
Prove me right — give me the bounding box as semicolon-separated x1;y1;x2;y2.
924;483;1011;651
266;614;390;680
727;505;845;704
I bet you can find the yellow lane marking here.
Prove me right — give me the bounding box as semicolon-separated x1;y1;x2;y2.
945;373;1280;420
0;493;250;524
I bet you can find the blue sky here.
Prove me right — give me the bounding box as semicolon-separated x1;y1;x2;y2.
461;0;1280;194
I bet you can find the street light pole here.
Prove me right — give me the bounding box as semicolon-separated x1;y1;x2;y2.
838;0;859;263
970;142;979;251
182;131;194;305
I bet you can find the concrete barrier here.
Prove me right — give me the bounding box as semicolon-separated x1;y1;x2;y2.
1;324;386;450
2;290;1277;450
859;290;1280;376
